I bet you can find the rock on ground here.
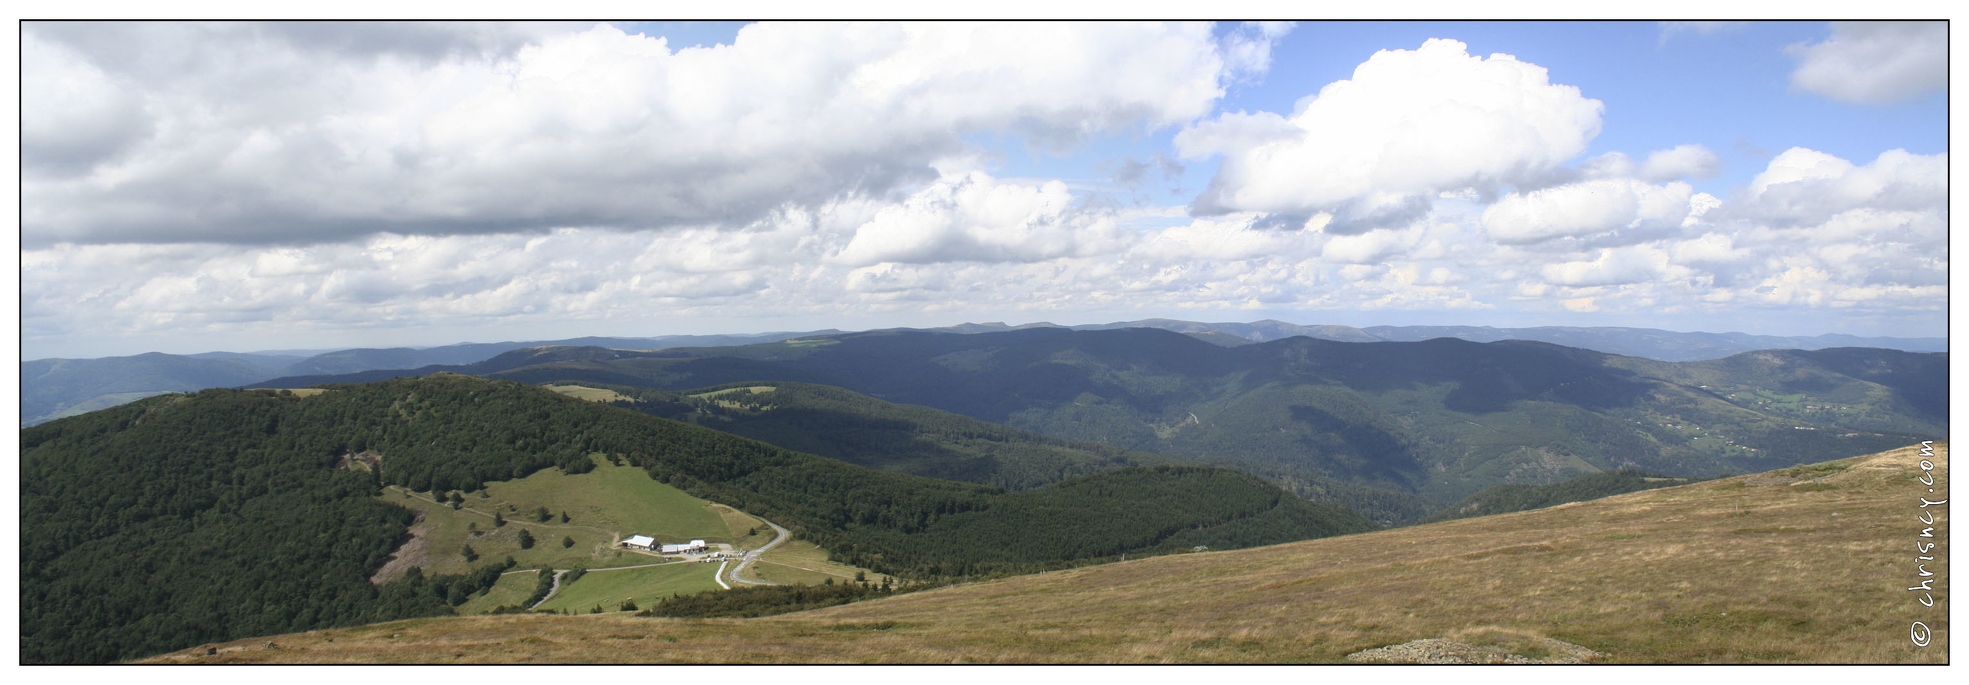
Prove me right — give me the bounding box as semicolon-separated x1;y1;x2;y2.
1345;637;1608;664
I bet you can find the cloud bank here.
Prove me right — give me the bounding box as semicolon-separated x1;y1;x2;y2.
17;23;1947;357
23;21;1244;246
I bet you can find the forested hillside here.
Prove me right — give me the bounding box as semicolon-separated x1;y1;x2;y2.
21;374;1372;662
20;388;501;663
599;381;1170;490
384;329;1941;503
565;380;1435;525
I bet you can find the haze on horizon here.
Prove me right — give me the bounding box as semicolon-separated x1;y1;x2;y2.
18;21;1949;360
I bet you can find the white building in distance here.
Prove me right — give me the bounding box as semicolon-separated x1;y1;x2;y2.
622;534;656;550
660;539;707;554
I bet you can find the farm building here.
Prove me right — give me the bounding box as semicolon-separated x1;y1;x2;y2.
622;535;656;550
660;539;708;554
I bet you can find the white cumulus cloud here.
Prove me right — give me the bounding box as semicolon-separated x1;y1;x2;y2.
1481;179;1702;245
1738;147;1947;227
1176;38;1603;226
831;172;1123;266
1788;21;1947;104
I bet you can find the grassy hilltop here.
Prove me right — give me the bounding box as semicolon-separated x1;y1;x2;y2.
150;442;1948;664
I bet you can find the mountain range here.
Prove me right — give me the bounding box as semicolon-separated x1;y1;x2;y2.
20;320;1945;427
247;327;1945;506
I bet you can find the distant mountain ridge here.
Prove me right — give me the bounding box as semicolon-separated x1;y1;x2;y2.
249;327;1946;505
577;380;1437;525
915;319;1944;360
1358;325;1946;362
18;331;824;425
22;320;1944;426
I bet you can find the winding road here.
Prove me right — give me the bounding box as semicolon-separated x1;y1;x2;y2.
728;518;790;586
526;570;568;610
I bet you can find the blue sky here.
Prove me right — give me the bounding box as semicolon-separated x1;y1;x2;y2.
16;20;1951;358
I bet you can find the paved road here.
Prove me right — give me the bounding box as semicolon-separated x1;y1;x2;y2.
728;518;790;586
527;569;568;610
501;559;685;575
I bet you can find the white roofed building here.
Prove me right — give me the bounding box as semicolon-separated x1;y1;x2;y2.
659;539;708;554
622;535;656;550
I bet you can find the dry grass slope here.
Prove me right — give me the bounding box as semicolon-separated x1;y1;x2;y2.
147;443;1948;664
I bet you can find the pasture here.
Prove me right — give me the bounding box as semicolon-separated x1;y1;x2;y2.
377;455;741;575
746;540;883;586
538;563;725;614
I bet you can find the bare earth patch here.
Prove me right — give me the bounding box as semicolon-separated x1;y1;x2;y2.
333;450;383;472
370;511;432;584
1346;636;1607;664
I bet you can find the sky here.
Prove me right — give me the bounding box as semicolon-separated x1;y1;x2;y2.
14;19;1953;359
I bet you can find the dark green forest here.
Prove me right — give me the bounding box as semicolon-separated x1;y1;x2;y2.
20;374;1371;662
601;381;1169;490
18;383;530;663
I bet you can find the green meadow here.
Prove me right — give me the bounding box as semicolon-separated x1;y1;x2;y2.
546;384;634;403
382;454;740;576
745;540;880;586
538;563;726;614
